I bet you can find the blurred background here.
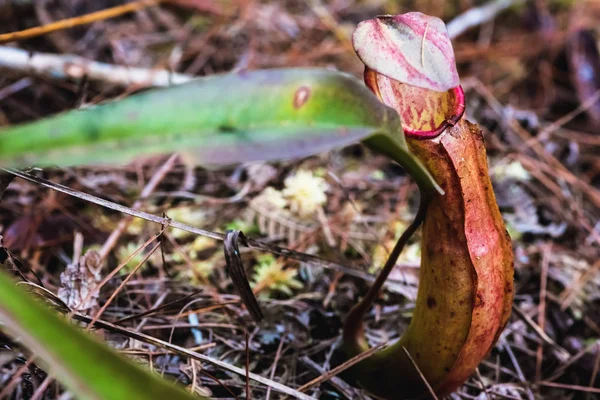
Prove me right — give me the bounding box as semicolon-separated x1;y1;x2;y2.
0;1;599;399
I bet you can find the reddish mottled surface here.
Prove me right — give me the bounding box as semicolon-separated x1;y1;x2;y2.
429;121;514;396
353;13;460;92
364;68;465;138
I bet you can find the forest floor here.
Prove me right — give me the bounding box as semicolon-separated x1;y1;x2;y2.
0;0;599;399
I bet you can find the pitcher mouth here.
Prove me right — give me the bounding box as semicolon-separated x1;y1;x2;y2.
364;67;465;139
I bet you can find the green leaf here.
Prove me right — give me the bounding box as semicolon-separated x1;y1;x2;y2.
0;269;204;400
0;68;440;193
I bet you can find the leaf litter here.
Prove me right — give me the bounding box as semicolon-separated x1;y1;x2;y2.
0;0;599;398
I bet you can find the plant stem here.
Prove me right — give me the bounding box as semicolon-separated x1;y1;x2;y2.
343;188;430;351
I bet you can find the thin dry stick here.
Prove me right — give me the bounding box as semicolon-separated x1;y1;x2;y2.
537;89;600;140
446;0;525;39
510;305;570;360
147;293;172;380
132;291;168;336
544;341;597;382
326;170;390;254
584;317;600;336
588;347;600;400
121;343;216;355
0;78;32;101
115;290;202;324
510;122;600;208
536;243;551;382
265;336;286;400
16;276;311;399
3;168;388;284
299;356;358;399
295;343;386;394
537;381;600;395
88;241;161;329
30;375;53;400
186;360;239;399
0;45;193;87
401;346;438;400
502;341;535;400
73;230;165;321
172;301;240;320
63;314;314;400
559;259;600;310
308;0;354;54
167;297;224;348
245;331;251;400
466;77;600;208
164;233;203;281
475;368;491;399
0;356;35;398
99;153;179;260
190;359;199;396
114;290;203;324
143;322;240;331
0;0;165;44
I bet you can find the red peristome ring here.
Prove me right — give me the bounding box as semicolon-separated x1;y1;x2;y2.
364;68;466;139
404;85;465;139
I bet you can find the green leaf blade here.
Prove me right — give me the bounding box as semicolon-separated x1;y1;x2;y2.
0;270;204;400
0;68;440;192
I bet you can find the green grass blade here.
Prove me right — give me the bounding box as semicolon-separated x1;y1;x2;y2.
0;269;204;400
0;68;440;193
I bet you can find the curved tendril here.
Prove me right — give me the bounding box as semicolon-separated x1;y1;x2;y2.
343;188;431;349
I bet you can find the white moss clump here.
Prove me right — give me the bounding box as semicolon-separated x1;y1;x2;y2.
282;169;328;217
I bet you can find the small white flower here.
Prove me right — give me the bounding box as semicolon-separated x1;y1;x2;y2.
258;187;287;209
492;160;530;181
282;169;328;217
